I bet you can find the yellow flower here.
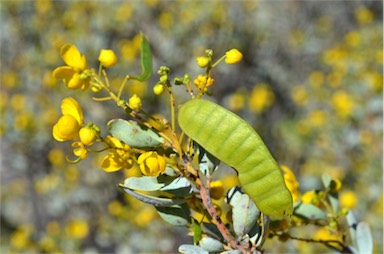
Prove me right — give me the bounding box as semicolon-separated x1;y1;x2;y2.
248;83;275;113
79;125;97;146
301;190;317;204
210;180;225;200
72;141;88;159
313;227;342;246
98;49;118;68
281;165;300;202
196;56;210;68
101;136;133;172
339;190;358;209
53;97;84;142
128;94;142;110
137;151;166;176
355;6;374;25
225;49;243;64
53;44;90;90
65;219;89;239
331;90;354;119
194;75;215;89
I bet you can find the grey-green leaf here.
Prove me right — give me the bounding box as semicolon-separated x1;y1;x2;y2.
119;185;185;207
356;222;373;254
160;176;196;196
293;202;327;220
199;236;224;252
123;176;164;191
178;244;209;254
107;119;163;148
226;187;260;237
156;204;191;227
197;144;220;176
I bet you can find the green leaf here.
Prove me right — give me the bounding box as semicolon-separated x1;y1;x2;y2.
226;187;260;237
293;202;327;220
197;143;220;176
156;204;191;227
119;184;185;207
193;219;202;245
178;244;209;254
107;119;163;148
132;33;153;81
356;222;373;254
199;236;224;252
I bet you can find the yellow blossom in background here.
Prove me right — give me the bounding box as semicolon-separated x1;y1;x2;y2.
248;83;275;113
291;85;308;106
108;200;123;217
339;190;358;209
331;90;354;119
355;6;374;25
210;181;225;200
101;136;133;172
53;97;84;142
227;92;246;112
225;49;243;64
65;219;89;239
194;75;215;89
98;49;118;68
10;224;34;249
307;110;327;128
46;221;61;236
128;94;142;110
38;235;56;253
48;148;65;167
344;31;361;48
138;151;166;176
134;206;157;227
313;227;342;246
281;165;300;202
308;71;324;88
53;44;90;90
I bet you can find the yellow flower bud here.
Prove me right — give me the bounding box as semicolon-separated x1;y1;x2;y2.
128;94;142;110
225;49;243;64
153;84;165;95
196;56;210;68
98;49;118;68
137;151;166;176
79;126;97;146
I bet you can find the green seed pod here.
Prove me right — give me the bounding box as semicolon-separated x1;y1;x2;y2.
178;99;292;217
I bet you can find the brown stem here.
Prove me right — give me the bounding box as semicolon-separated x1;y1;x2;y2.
199;178;251;253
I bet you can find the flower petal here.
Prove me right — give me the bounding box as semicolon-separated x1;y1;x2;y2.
61;97;84;125
61;44;87;71
67;73;84;89
52;115;80;141
52;66;76;81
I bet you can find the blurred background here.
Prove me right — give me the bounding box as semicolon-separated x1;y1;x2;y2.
0;1;382;253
